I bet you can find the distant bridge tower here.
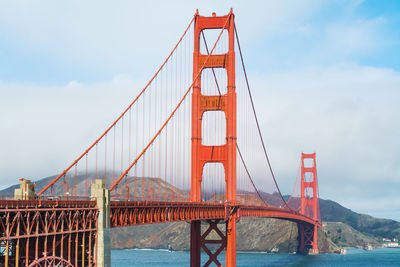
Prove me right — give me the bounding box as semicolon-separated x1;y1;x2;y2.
299;152;319;254
190;9;237;267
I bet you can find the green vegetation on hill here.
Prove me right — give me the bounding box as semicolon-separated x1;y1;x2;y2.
109;218;337;253
319;199;400;240
322;222;379;248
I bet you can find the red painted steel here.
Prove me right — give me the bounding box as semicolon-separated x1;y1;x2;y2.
109;201;320;228
0;198;321;265
110;201;226;226
191;9;238;267
0;200;98;266
201;220;227;267
28;256;74;267
299;152;320;253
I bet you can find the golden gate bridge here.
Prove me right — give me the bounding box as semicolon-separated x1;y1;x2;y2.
0;9;321;267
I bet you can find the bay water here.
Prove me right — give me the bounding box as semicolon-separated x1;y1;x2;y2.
111;247;400;266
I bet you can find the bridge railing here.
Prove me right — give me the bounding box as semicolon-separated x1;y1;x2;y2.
0;198;96;208
0;194;90;201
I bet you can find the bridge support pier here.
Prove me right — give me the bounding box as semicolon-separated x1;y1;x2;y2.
91;179;111;267
190;220;201;266
14;179;36;200
190;219;231;267
225;213;236;267
299;223;319;254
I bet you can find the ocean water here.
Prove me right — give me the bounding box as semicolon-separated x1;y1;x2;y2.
111;248;400;266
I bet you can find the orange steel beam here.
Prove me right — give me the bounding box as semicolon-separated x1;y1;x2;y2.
110;201;226;226
108;201;320;228
0;200;98;266
201;220;227;266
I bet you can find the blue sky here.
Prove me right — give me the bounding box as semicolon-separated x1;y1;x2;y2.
0;1;399;84
0;0;399;220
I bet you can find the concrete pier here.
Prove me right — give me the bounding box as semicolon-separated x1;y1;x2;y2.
91;179;111;267
14;179;36;200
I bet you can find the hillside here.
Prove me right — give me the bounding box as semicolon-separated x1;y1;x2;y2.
319;199;400;240
108;219;383;252
0;173;186;201
321;222;380;248
110;218;337;253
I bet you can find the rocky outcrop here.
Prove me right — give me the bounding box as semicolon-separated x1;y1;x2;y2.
110;218;339;253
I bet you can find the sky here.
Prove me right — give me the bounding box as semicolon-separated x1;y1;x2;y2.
0;0;399;220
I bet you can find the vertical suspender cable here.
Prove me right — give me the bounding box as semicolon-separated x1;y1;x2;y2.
109;14;230;194
234;25;289;209
105;134;107;187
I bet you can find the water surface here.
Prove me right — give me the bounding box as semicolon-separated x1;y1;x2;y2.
111;248;400;266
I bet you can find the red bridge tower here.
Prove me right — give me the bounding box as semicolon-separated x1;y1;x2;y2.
299;152;319;254
190;10;237;267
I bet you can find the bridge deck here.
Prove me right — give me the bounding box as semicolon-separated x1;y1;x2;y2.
0;199;319;233
110;201;320;227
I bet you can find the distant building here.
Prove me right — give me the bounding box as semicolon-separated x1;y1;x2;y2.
382;242;400;248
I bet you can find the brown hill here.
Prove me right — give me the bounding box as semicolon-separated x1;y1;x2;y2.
110;218;337;253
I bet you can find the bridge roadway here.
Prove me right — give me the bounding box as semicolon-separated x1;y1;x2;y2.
110;200;321;227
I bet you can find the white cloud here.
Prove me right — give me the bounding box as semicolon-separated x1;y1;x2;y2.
245;63;400;220
1;63;399;221
66;80;83;88
0;0;331;77
0;74;143;185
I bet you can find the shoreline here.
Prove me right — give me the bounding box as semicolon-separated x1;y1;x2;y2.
111;247;363;254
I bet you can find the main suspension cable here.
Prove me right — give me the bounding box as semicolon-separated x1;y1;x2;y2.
236;144;269;207
110;13;232;191
38;15;196;196
201;30;269;207
234;25;290;210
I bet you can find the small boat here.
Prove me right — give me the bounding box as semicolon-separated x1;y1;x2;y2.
333;248;346;254
168;244;173;252
363;244;373;251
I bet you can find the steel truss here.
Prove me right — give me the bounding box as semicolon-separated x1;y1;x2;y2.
110;201;227;226
299;222;318;254
110;201;320;227
0;200;98;266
